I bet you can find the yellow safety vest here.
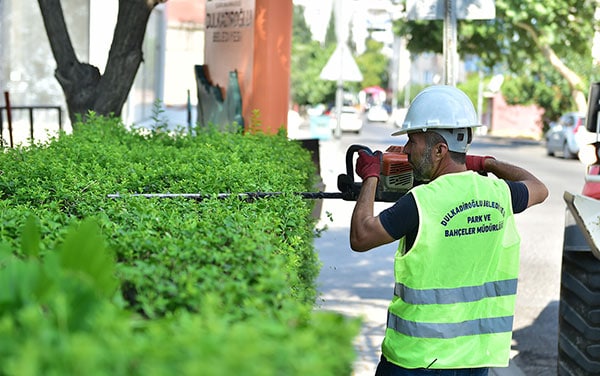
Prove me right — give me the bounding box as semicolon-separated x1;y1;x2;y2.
382;172;521;369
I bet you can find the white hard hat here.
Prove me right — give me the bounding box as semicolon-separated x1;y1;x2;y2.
392;85;481;153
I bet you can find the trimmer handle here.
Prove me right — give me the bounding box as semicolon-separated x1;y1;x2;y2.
337;144;378;201
338;144;408;202
345;144;375;182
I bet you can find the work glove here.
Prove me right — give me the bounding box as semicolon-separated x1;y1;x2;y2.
356;149;382;181
466;155;496;173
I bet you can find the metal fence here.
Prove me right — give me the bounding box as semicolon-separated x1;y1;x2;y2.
0;105;63;147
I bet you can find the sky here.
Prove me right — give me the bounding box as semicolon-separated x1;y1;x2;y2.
293;0;400;54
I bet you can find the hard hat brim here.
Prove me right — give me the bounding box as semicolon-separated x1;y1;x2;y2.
391;123;482;137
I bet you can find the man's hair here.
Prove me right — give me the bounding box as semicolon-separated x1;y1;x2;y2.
424;131;467;164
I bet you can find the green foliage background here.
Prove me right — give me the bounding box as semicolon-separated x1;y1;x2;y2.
394;0;600;121
0;116;360;374
291;5;391;106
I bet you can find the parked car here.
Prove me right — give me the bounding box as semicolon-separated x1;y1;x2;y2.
328;106;364;134
545;112;586;159
366;105;390;123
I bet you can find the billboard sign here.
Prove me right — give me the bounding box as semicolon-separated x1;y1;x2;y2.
204;0;255;99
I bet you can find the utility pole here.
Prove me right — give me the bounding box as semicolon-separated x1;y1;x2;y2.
443;0;457;85
334;0;344;139
407;0;495;87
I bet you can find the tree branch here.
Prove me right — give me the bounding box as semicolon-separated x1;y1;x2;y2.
95;0;159;115
38;0;101;122
515;21;587;112
38;0;168;122
37;0;77;69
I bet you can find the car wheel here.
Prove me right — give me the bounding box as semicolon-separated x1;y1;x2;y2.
563;143;576;159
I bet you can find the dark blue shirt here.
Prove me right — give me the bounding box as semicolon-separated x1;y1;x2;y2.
379;180;529;248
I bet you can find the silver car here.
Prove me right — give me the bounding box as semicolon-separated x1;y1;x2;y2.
545;112;586;159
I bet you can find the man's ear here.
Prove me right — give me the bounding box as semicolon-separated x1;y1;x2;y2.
434;143;448;160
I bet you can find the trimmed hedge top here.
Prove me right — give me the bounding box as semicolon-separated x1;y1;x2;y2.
0;115;320;318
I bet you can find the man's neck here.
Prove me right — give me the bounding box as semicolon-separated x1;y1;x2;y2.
431;159;467;180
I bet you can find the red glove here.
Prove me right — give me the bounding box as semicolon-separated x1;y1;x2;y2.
466;155;496;172
356;150;382;181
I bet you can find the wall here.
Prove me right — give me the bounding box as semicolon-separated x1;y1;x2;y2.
163;0;205;107
0;0;165;144
487;93;545;139
202;0;292;134
0;0;89;143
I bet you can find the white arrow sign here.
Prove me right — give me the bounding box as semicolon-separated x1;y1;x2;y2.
320;43;363;82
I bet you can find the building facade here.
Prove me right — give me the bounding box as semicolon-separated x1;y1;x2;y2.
0;0;167;143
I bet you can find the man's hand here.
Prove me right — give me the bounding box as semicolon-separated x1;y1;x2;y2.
356;150;382;181
466;155;496;172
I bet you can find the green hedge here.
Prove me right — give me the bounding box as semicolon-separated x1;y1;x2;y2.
0;115;359;374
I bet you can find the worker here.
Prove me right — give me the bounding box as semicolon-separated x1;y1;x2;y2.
350;85;548;375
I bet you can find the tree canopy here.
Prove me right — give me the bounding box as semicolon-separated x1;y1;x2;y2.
395;0;598;119
290;5;390;107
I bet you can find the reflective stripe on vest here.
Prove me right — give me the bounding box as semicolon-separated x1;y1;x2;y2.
387;311;514;339
394;278;518;305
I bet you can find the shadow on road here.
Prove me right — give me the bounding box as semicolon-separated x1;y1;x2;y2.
512;301;559;375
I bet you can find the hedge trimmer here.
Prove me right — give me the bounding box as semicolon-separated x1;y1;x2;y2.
108;144;414;203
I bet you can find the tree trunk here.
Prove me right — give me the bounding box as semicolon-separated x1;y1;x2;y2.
37;0;163;126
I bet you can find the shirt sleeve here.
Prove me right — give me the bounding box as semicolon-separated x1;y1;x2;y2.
379;193;419;241
506;180;529;214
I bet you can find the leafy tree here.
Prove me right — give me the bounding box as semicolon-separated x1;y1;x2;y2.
291;5;391;106
351;38;390;91
395;0;597;116
324;7;337;48
37;0;166;125
290;5;336;106
292;4;312;45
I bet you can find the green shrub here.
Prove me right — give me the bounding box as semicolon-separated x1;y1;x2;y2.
0;115;360;374
0;115;319;317
0;217;360;375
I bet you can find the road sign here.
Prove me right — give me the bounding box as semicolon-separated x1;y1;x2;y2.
319;43;363;82
320;42;364;139
407;0;495;20
406;0;495;85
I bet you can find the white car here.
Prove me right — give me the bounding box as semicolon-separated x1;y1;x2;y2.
329;106;364;134
366;105;390;123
